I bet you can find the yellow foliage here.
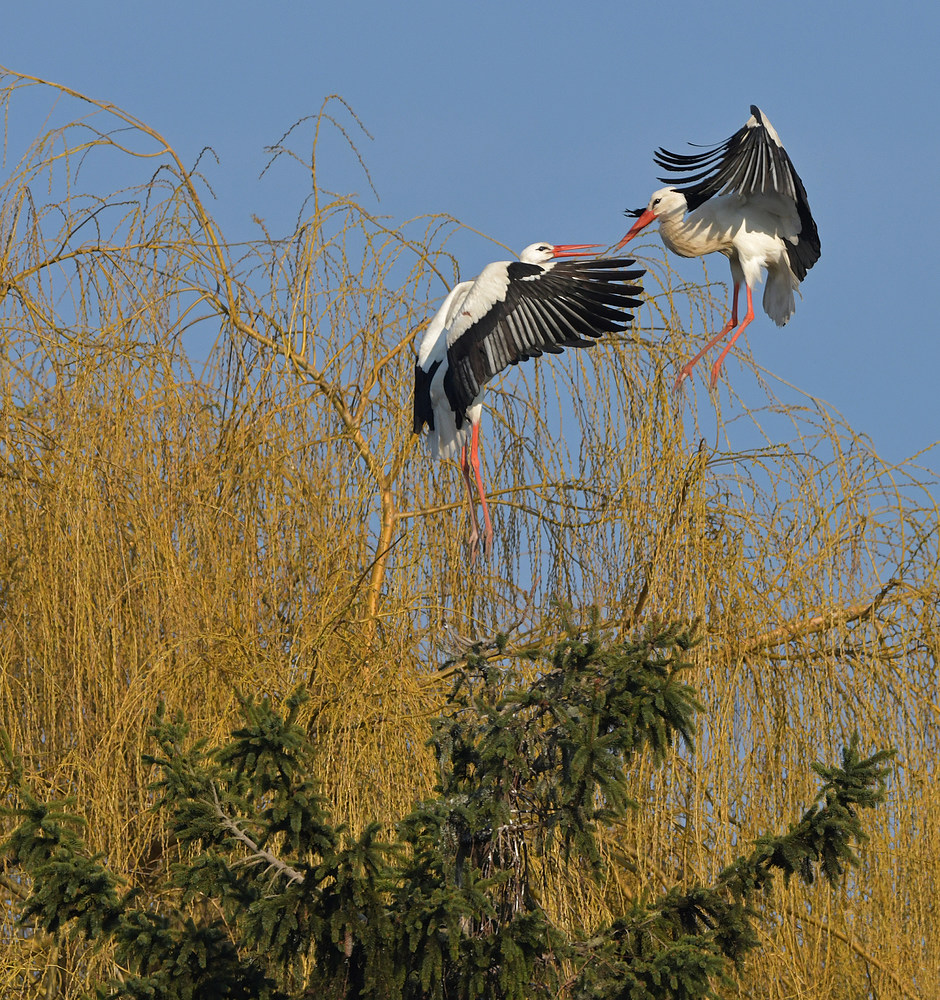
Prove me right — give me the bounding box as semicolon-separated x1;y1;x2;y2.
0;67;936;998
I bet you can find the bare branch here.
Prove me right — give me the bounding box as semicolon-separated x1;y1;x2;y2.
742;578;902;654
209;786;305;887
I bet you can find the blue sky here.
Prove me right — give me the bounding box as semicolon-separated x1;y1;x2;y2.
4;1;938;470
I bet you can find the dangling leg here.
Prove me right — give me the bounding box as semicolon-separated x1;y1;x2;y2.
460;442;481;563
467;420;493;560
673;283;741;391
709;282;755;388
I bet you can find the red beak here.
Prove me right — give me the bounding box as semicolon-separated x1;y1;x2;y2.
550;243;602;258
614;208;657;251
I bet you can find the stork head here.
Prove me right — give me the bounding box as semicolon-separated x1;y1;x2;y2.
614;187;686;250
519;242;600;264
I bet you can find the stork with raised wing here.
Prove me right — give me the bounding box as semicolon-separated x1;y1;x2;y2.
616;105;820;389
414;242;644;561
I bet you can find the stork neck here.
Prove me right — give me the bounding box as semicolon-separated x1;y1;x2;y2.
659;208;730;259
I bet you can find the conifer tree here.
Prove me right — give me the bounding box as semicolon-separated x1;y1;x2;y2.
1;616;893;999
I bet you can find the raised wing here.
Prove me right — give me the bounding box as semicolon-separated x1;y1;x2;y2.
443;257;644;424
655;105;820;278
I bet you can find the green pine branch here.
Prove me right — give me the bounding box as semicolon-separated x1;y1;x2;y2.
0;616;894;1000
574;735;895;999
1;729;285;1000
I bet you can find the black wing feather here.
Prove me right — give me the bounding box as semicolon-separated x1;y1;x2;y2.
653;106;820;279
443;257;644;423
413;359;441;434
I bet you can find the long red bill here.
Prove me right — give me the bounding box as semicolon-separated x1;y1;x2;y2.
614;209;657;251
551;243;602;258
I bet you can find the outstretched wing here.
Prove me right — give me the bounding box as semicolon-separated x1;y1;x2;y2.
443;257;644;424
655;105;820;278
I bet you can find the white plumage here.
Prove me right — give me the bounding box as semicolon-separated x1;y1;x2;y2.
415;281;476;463
617;105;820;389
414;242;644;562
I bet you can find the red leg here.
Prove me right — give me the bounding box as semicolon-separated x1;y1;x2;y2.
709;283;755;388
673;283;741;390
460;442;481;563
467;421;493;560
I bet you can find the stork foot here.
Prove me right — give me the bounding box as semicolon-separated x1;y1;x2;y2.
673;363;696;392
468;525;481;567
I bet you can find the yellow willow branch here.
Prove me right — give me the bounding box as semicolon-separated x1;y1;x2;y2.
1;69;252;402
785;905;920;1000
741;577;903;654
2;67;402;622
631;437;708;623
2;68;428;621
210;294;398;619
355;329;419;425
2;70;244;366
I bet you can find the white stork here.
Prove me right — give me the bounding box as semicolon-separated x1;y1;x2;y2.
413;242;644;562
616;105;820;389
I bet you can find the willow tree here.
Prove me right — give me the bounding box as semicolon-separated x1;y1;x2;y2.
0;67;936;998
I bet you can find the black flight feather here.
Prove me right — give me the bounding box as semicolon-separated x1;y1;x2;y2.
652;106;820;278
443;256;644;424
